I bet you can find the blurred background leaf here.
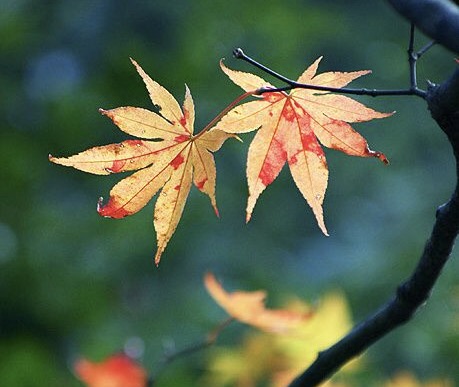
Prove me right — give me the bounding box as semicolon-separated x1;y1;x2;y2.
1;0;458;385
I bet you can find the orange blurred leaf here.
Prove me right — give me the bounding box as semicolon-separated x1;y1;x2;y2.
214;58;392;233
50;59;233;264
204;272;311;333
74;354;147;387
202;291;355;387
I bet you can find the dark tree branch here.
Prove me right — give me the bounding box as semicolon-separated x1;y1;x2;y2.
387;0;459;54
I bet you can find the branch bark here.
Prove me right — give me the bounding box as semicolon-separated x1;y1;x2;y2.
386;0;459;54
287;6;459;387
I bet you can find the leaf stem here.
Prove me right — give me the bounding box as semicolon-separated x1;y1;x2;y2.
233;26;429;100
197;90;255;137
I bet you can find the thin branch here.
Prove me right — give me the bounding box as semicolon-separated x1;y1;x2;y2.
233;44;427;98
407;24;436;92
408;23;418;89
417;40;436;58
150;318;234;383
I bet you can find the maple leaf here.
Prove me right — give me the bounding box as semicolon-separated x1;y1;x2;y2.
74;354;147;387
215;58;392;234
50;59;233;264
202;291;355;387
204;272;312;333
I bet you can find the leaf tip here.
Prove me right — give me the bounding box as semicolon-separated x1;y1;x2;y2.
203;271;214;288
49;154;65;166
213;204;220;218
319;221;329;236
380;110;396;119
229;134;243;143
369;149;389;165
97;196;131;219
379;153;390;165
99;108;109;116
154;251;162;267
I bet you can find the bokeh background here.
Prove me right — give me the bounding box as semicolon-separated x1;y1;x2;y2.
1;0;458;385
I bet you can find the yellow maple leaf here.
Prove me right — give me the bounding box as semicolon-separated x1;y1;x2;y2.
50;59;233;264
205;272;312;333
214;58;392;234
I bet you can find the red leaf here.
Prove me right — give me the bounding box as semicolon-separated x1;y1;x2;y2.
74;354;147;387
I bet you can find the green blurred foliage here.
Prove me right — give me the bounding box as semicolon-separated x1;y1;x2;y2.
1;0;458;385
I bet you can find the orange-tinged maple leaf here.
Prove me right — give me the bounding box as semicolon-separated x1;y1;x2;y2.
50;59;233;264
204;272;312;333
215;58;392;234
202;291;355;387
74;354;147;387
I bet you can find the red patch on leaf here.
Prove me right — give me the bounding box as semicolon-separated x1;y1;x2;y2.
97;197;131;218
170;153;185;169
258;161;279;186
281;99;296;122
174;184;181;191
195;178;207;190
174;134;190;143
301;130;321;154
263;91;282;103
297;114;323;155
125;139;143;147
107;159;126;173
258;136;287;186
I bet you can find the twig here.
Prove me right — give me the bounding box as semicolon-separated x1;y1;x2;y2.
233;25;429;99
150;318;234;383
407;23;436;94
